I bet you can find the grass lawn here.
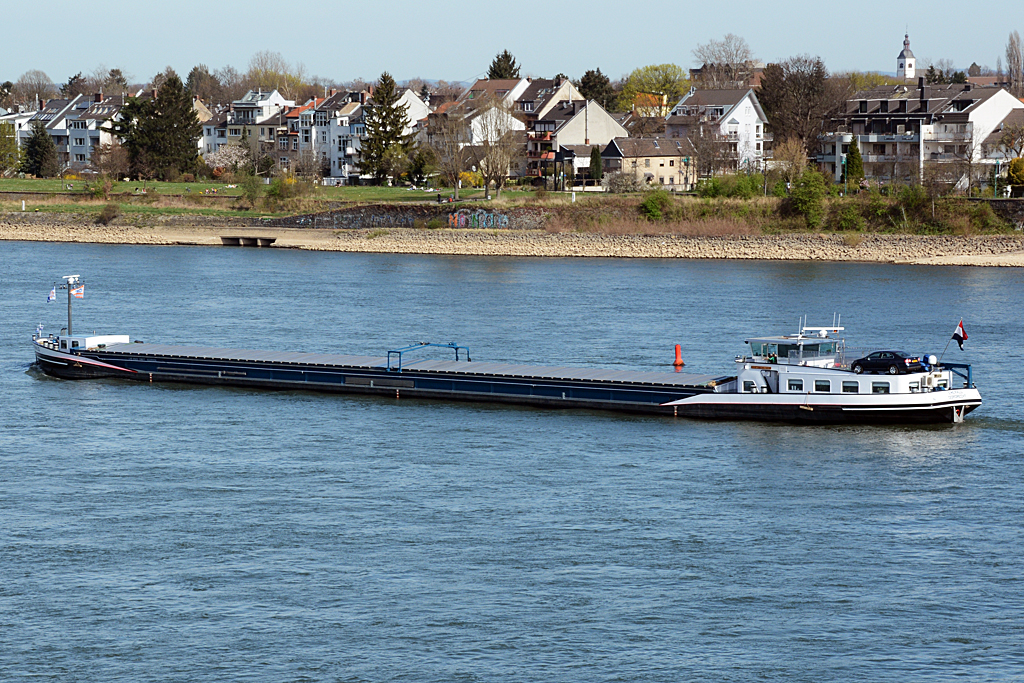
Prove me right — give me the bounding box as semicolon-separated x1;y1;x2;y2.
0;177;542;204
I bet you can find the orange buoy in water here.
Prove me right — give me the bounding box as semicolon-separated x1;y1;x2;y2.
673;344;685;367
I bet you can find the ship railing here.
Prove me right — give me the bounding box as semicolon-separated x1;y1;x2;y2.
387;341;471;372
940;362;974;388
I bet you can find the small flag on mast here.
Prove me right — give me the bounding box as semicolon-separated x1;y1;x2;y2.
47;287;56;302
952;319;968;350
71;285;84;299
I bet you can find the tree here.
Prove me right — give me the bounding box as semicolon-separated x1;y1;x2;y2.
14;70;55;106
789;168;828;228
104;68;130;92
206;143;251;173
997;123;1024;159
94;141;130;179
691;34;754;89
106;72;202;180
246;50;307;100
758;56;849;153
21;121;61;177
616;64;689;115
473;96;524;198
0;122;22;175
0;81;13;109
844;136;864;183
427;109;471;199
407;146;436;185
358;72;413;183
771;136;807;186
60;72;89;98
215;65;248;103
488;50;520;80
589;145;603;182
1007;31;1023;98
576;69;615;109
689;121;730;177
1006;157;1024;186
186;64;222;104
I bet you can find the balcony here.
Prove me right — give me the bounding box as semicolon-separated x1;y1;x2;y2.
528;131;552;141
921;130;967;142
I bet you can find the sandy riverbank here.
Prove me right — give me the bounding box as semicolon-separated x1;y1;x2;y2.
3;216;1023;266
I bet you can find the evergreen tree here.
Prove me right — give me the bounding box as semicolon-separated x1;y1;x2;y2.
576;68;615;109
21;121;61;177
488;50;521;80
106;72;202;180
60;72;87;98
358;72;413;182
844;136;864;183
419;83;430;103
589;145;603;182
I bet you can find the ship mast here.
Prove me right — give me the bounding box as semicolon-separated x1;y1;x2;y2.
61;275;80;336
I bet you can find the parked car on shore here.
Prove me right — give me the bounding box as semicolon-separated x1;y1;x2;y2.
851;351;924;375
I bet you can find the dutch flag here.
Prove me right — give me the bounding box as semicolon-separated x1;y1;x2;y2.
952;319;968;351
47;287;56;302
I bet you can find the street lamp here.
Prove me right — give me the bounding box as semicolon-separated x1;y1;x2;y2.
994;159;1001;198
842;154;848;196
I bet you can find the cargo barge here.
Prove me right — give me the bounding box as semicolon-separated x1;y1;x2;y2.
31;276;981;424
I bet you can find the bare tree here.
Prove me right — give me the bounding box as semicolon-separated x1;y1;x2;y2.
94;141;130;179
1007;31;1023;98
689;120;731;178
472;96;524;198
759;56;850;153
691;34;754;89
951;126;981;194
215;65;248;103
771;136;807;186
427;108;471;199
997;123;1024;158
246;51;307;100
14;70;56;106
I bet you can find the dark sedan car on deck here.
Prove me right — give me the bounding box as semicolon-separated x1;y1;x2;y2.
851;351;925;375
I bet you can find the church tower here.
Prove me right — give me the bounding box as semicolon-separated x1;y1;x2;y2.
897;34;916;80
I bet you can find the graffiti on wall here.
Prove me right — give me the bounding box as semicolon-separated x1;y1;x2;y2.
448;210;510;229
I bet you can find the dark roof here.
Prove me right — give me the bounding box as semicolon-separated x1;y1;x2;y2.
983;109;1024;145
679;89;750;107
603;137;696;158
844;83;1006;117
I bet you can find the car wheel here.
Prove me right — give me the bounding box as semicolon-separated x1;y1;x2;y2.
852;364;863;374
888;365;899;375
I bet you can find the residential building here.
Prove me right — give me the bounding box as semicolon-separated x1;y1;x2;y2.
601;137;698;190
817;79;1024;184
666;88;770;172
514;78;584;122
528;100;627;178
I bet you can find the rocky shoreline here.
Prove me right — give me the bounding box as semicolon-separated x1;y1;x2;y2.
2;213;1023;266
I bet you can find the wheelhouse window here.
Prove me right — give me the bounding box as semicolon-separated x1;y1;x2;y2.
788;379;803;392
871;382;890;394
842;381;859;393
814;380;831;393
743;380;756;393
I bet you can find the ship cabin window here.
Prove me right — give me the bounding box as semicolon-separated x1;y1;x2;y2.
788;378;804;392
936;379;948;389
743;380;756;393
779;344;800;362
842;381;859;393
871;382;890;394
71;340;80;348
909;381;920;392
814;380;831;392
60;340;67;350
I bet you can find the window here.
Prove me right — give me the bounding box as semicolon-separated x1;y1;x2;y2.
303;132;310;143
216;130;226;138
321;132;327;143
842;381;859;393
788;379;804;392
880;101;889;113
279;139;288;150
743;380;756;393
229;128;240;136
871;382;890;394
669;160;674;166
644;159;650;167
74;138;85;146
74;154;86;162
814;380;831;393
292;140;298;150
522;102;533;112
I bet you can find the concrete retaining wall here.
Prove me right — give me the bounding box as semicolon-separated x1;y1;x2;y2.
262;204;548;230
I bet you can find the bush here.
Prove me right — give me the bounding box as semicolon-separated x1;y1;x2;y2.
96;203;119;225
771;180;788;197
788;169;828;228
829;201;866;231
605;171;641;194
696;177;721;198
638;189;672;220
180;173;195;183
897;184;928;213
426;217;445;229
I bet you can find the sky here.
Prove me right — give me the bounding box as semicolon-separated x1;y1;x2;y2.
6;0;1021;87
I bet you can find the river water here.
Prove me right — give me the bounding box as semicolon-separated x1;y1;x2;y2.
1;241;1022;682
